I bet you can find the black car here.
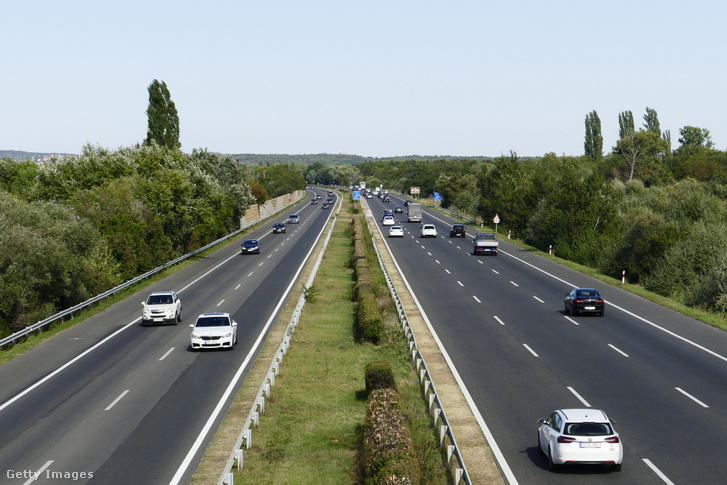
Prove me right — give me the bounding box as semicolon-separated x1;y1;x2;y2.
272;222;286;233
321;202;330;209
450;224;466;237
564;288;605;316
394;206;403;213
240;239;260;254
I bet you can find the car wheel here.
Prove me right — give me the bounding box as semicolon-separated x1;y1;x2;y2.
177;310;182;323
612;463;622;472
548;446;557;471
569;304;575;316
538;433;545;456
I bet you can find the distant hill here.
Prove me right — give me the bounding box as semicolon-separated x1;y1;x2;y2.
231;153;494;166
1;150;76;162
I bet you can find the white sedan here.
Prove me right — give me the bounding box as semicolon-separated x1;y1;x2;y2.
388;225;404;237
537;408;623;471
420;224;437;238
383;215;395;226
190;313;238;350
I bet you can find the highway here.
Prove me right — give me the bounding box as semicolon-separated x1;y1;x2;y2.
365;192;727;485
0;189;336;485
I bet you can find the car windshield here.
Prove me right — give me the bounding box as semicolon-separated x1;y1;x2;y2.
244;240;258;245
147;295;173;305
195;316;230;327
564;422;613;436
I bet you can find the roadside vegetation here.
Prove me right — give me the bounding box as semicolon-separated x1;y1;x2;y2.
219;196;447;484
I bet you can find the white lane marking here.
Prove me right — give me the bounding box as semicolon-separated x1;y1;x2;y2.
247;272;253;277
533;296;544;303
445;269;451;274
510;281;519;287
564;315;580;326
22;460;54;485
608;344;629;357
258;262;264;267
456;245;461;250
457;281;464;287
478;260;484;265
159;348;175;361
105;390;129;411
567;386;591;407
234;284;241;290
675;387;709;408
494;316;506;326
473;296;481;303
428;252;432;256
267;255;272;259
642;458;676;485
491;269;498;274
435;259;441;264
523;344;539;357
216;300;225;307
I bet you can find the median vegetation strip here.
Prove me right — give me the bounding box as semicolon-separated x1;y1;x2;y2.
194;196;450;484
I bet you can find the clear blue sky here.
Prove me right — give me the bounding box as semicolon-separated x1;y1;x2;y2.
3;0;725;158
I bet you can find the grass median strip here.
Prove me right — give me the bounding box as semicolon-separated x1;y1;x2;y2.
194;199;448;484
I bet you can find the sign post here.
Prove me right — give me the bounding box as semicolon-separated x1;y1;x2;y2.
493;214;500;233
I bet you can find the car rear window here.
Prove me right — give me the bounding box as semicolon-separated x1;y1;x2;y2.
565;422;612;436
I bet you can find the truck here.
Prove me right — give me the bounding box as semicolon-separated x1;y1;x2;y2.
407;202;422;222
473;232;498;255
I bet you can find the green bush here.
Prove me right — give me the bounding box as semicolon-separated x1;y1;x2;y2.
365;360;398;394
356;287;385;344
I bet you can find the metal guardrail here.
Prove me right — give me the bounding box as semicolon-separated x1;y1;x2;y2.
362;198;471;485
0;192;307;349
218;191;342;485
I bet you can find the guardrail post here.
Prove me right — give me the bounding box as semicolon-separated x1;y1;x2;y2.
234;449;243;470
446;445;455;468
258;396;265;414
454;467;464;485
243;429;252;449
252;411;259;428
223;472;234;484
432;407;441;426
439;425;448;446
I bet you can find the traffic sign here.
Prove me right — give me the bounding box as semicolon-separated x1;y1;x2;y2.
353;191;360;200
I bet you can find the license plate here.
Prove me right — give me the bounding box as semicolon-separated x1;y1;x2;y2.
580;442;601;448
585;306;595;310
153;318;162;322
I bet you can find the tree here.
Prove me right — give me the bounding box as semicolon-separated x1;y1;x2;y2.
618;110;634;140
676;126;713;156
144;80;181;149
643;107;661;135
584;110;603;161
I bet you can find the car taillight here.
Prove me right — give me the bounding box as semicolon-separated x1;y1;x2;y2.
597;299;604;303
605;436;620;443
557;436;576;443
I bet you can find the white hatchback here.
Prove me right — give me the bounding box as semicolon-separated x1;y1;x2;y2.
420;224;437;238
388;225;404;237
383;216;395;226
190;313;238;350
537;408;623;471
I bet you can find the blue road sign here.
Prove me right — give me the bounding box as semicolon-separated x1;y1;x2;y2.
353;191;361;200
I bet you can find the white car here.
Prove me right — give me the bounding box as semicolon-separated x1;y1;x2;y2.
190;313;238;350
141;291;182;325
288;214;300;223
420;224;437;238
382;216;395;226
537;408;623;471
388;225;404;237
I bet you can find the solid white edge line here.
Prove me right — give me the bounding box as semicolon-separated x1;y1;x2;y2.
642;458;676;485
376;234;519;485
523;344;539;357
675;387;709;408
159;347;175;361
608;344;629;357
567;386;591;407
105;390;129;411
22;460;54;485
168;203;334;485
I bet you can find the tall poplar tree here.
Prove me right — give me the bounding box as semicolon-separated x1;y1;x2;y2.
584;110;603;161
144;80;181;149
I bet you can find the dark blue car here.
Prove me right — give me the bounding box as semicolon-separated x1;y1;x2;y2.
240;239;260;254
